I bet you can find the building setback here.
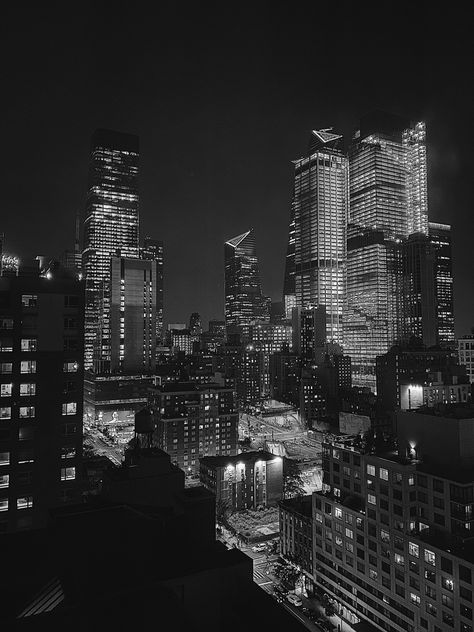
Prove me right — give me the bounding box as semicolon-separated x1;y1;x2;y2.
200;450;283;511
82;128;140;370
150;381;238;476
0;262;84;532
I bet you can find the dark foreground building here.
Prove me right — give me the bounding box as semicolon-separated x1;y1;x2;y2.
1;447;307;631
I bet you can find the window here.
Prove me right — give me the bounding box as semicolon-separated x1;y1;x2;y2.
345;528;353;539
20;383;36;397
425;585;436;599
18;449;34;463
19;426;34;441
19;406;35;418
22;294;37;307
442;576;454;592
63;361;78;373
394;554;405;566
62;402;77;416
459;564;472;584
424;549;436;566
425;602;437;616
0;363;12;374
17;496;33;510
0;318;13;330
0;474;9;488
61;446;76;459
64;295;79;307
442;594;454;609
368;493;376;505
0;384;12;397
21;338;37;352
367;464;375;476
20;360;36;374
0;499;8;512
0;407;11;419
369;569;378;580
410;593;420;606
409;542;419;558
379;468;388;480
0;338;13;352
0;452;10;465
441;557;453;573
61;466;76;481
380;529;390;543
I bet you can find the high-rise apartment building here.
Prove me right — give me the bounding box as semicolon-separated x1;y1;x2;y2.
292;405;474;632
82;129;140;370
150;381;238;476
107;256;157;373
291;130;348;342
140;237;164;345
0;261;84;533
224;229;268;335
458;335;474;383
429;222;455;347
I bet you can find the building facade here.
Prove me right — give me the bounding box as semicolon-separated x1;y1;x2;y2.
150;381;238;476
429;222;455;347
458;335;474;383
82;129;140;370
292;130;348;343
0;262;84;532
140;237;164;345
200;450;283;511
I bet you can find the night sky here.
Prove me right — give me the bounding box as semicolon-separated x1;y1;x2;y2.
2;4;472;334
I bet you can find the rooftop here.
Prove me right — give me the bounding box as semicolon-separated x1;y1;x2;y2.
200;450;281;468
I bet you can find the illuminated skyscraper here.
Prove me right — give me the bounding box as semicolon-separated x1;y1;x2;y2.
82;129;140;370
292;129;348;343
224;229;268;335
429;222;455;347
344;113;430;390
140;237;164;345
282;211;296;318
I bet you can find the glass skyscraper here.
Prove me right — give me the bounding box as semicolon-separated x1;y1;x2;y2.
140;237;164;345
291;129;348;343
224;229;268;334
82;129;140;370
344;112;429;390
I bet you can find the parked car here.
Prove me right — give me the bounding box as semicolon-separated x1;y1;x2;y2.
251;543;266;552
286;593;303;607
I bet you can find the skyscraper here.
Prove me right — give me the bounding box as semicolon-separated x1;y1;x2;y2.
82;129;140;370
344;113;430;390
282;211;296;318
140;237;164;345
429;222;455;347
292;129;348;342
224;229;268;335
108;256;157;373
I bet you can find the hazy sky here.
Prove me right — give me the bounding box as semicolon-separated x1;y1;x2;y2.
2;3;472;334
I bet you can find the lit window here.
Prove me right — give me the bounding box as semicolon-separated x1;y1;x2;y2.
410;593;420;606
0;498;8;512
0;452;10;465
61;466;76;481
0;363;13;374
0;384;12;397
395;554;405;566
21;294;37;307
21;339;37;352
19;406;35;418
19;383;36;396
367;493;376;505
424;549;436;566
0;474;9;488
0;339;13;352
0;407;11;419
63;361;78;373
367;464;376;476
379;468;388;480
17;496;33;510
335;507;343;519
20;361;36;374
409;542;419;558
62;402;77;416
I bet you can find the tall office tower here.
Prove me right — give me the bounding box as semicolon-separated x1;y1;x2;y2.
292;129;348;342
0;260;84;533
429;222;455;347
150;381;238;476
106;256;157;373
400;233;437;347
82;129;140;370
224;229;268;335
60;211;83;275
344;113;430;390
189;312;202;337
283;211;296;318
296;407;474;632
140;237;164;344
292;305;327;363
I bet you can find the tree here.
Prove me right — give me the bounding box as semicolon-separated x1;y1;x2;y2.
283;457;305;499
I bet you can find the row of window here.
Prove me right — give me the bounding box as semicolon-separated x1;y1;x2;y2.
0;402;77;419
